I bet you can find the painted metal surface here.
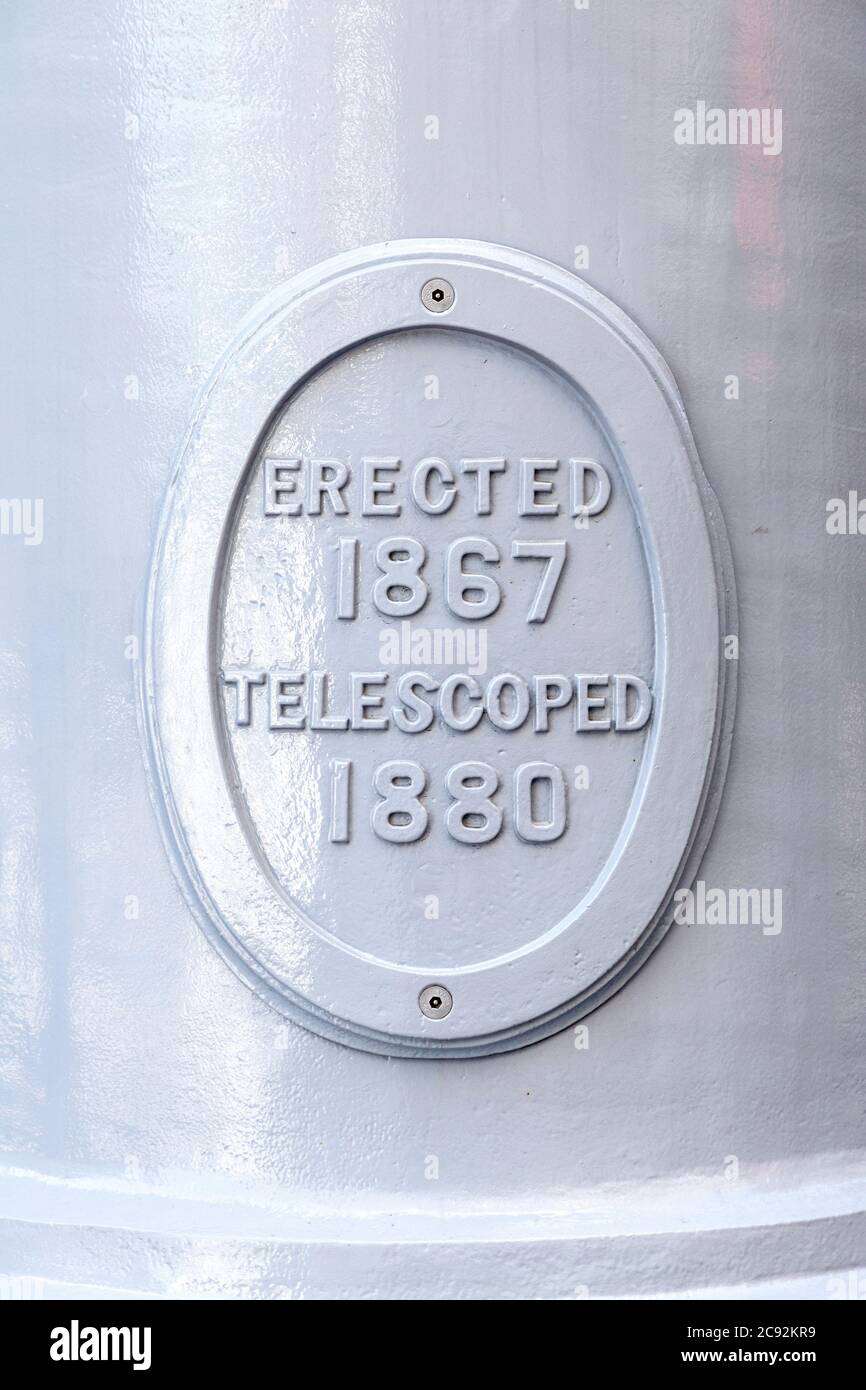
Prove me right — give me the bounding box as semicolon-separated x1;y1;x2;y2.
145;240;736;1056
1;0;864;1298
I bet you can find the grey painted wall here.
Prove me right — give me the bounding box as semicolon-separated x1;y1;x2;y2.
0;0;863;1298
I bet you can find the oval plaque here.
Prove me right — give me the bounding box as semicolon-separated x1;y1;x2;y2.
143;240;736;1057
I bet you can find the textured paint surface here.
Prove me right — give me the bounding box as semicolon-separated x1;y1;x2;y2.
0;0;864;1297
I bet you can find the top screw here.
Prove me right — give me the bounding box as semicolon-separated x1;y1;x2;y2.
421;277;455;314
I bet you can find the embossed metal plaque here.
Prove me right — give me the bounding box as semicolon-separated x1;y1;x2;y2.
144;241;736;1056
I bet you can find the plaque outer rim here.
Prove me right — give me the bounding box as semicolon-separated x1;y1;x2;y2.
141;239;738;1058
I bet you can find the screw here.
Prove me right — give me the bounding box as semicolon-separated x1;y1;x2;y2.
419;983;453;1019
420;277;455;314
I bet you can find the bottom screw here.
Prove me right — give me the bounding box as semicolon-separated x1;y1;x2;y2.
419;984;453;1019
